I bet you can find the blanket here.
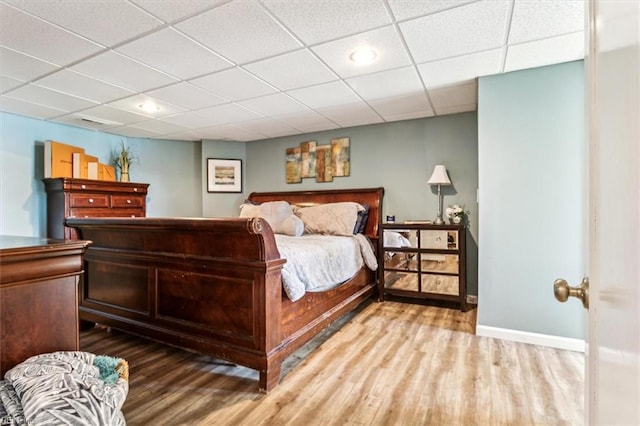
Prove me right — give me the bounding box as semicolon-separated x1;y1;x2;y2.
0;351;128;426
275;234;378;301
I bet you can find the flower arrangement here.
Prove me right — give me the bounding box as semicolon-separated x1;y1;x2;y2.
112;140;138;182
446;204;465;223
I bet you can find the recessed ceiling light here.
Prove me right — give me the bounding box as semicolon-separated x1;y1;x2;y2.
139;101;160;113
349;48;377;65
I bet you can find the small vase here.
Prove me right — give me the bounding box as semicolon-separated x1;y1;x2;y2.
453;216;462;224
120;172;130;182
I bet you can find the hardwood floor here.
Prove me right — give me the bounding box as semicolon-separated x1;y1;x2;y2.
80;300;584;425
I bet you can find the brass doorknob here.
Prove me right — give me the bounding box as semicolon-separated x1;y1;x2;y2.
554;277;589;309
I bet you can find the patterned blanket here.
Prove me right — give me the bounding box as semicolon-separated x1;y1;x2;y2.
0;351;128;425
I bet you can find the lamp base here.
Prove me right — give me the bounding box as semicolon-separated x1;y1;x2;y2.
434;217;444;225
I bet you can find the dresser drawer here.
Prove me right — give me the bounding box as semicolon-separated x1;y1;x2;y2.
421;274;459;296
69;208;144;219
112;195;145;208
69;193;109;208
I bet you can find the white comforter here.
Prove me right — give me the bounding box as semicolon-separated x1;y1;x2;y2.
275;234;378;302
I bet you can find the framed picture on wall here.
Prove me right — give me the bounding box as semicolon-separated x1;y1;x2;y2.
207;158;242;193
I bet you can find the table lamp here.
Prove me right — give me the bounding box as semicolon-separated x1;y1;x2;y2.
427;164;451;225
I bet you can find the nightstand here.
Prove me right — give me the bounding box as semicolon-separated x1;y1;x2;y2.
379;223;468;311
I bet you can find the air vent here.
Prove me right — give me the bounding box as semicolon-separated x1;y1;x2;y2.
80;118;104;125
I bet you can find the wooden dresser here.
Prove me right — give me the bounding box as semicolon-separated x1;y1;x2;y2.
0;236;90;375
43;178;149;239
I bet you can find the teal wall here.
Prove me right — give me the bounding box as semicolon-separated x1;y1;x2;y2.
477;61;586;339
0;112;202;237
243;113;479;295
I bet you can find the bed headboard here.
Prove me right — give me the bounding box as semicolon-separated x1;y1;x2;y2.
248;187;384;241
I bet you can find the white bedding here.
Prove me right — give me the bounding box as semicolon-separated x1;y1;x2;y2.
275;234;378;302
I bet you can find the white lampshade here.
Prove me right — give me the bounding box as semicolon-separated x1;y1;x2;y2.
427;165;451;185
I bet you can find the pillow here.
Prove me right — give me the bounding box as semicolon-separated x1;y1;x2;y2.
353;203;370;234
281;214;304;237
239;201;303;236
295;202;365;236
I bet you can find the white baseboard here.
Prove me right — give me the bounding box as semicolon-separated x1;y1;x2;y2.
476;325;585;353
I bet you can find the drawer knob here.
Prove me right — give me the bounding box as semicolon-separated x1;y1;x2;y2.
81;184;86;189
126;199;131;204
131;215;136;218
134;188;138;192
88;198;94;203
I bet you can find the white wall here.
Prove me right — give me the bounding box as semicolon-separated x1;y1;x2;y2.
477;61;586;340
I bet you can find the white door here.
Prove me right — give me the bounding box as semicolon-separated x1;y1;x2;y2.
586;0;639;423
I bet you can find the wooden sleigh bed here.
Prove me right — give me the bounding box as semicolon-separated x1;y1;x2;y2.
66;187;383;392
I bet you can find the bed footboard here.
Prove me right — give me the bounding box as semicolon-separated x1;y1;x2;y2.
67;217;286;391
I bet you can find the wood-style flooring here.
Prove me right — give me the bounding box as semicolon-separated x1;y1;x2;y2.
80;300;584;425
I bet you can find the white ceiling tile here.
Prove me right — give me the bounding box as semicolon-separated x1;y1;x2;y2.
418;49;502;88
238;93;308;116
509;0;584;44
0;47;60;81
435;103;476;115
107;94;186;118
388;0;476;21
429;81;477;114
400;1;510;63
316;102;383;128
176;1;301;65
273;110;338;133
505;32;585;73
199;124;266;141
0;3;103;66
312;26;412;79
6;1;163;47
287;81;361;109
146;82;227;110
130;1;221;23
129;119;189;135
0;96;66;119
34;69;135;103
244;49;337;91
106;126;160;139
5;84;97;112
238;118;299;138
161;111;213;129
71;51;178;92
1;76;24;93
77;105;150;126
189;68;276;101
369;92;433;119
263;0;390;45
158;129;203;141
380;108;435;123
116;28;232;80
346;66;423;101
195;103;262;126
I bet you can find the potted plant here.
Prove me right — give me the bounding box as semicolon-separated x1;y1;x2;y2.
112;141;137;182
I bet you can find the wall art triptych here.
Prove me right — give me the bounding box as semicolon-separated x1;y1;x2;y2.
285;137;350;184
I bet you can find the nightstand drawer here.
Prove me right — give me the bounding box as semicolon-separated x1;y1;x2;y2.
69;193;109;208
112;195;144;208
421;274;459;296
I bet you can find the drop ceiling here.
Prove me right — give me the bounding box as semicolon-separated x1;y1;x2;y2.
0;0;584;142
